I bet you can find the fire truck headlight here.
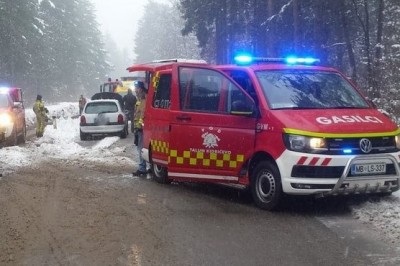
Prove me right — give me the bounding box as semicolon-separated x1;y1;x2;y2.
395;135;400;150
285;134;327;152
309;137;327;149
287;135;307;151
0;113;12;126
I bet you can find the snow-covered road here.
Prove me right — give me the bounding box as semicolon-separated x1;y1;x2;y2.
1;102;400;248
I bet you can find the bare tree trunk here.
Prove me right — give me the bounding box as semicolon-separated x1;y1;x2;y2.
363;0;374;96
340;0;357;81
267;0;274;56
215;0;228;64
293;0;299;53
372;0;384;98
313;1;329;62
353;0;373;95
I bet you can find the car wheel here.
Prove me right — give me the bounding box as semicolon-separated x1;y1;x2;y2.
80;130;88;141
120;126;127;139
251;161;282;211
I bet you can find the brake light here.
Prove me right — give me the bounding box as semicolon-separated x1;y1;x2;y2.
118;114;124;124
80;115;86;125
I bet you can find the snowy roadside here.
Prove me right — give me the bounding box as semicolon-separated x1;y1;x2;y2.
2;102;400;247
1;102;135;175
351;192;400;244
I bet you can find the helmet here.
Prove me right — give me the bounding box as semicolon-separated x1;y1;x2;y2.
37;94;42;100
134;81;147;93
134;80;145;89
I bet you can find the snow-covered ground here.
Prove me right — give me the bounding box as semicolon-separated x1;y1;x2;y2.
2;101;135;174
1;102;400;245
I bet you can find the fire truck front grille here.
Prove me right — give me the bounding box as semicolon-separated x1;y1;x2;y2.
327;136;397;155
292;165;344;178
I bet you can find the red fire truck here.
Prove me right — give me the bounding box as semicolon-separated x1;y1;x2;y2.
0;87;26;146
127;57;400;210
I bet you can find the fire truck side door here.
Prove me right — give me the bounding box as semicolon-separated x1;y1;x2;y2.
168;65;257;183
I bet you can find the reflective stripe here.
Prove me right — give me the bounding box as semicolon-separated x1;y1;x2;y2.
284;128;400;138
151;140;169;154
169;149;244;168
296;156;333;166
169;172;238;181
151;139;244;169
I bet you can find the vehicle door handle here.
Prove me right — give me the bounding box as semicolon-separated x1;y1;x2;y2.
176;115;192;121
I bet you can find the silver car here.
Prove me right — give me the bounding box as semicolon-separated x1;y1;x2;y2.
79;99;128;140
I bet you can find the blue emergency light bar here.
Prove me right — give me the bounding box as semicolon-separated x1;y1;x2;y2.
234;54;320;65
285;57;320;65
233;54;254;64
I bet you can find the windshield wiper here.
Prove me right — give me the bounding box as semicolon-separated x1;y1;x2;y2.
273;106;322;110
331;106;368;109
97;111;113;114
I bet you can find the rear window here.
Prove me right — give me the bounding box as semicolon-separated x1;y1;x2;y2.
85;102;118;114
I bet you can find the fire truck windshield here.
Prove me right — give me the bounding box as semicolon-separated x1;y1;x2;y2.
256;70;370;110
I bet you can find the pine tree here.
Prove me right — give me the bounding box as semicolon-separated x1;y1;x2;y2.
0;0;41;87
134;1;200;63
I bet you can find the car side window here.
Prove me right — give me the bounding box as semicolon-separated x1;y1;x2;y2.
179;67;226;113
179;67;254;115
152;73;171;109
229;70;257;103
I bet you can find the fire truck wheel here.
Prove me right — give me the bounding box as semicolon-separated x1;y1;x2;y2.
151;163;170;184
251;161;282;211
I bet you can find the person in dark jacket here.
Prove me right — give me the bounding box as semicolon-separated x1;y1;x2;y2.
122;89;137;132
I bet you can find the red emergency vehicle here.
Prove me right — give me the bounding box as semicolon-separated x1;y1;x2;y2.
127;57;400;210
0;87;26;146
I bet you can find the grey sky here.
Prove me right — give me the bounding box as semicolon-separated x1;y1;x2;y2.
91;0;146;58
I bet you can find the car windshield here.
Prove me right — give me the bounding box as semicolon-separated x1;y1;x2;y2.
0;94;10;108
256;70;370;110
85;102;118;114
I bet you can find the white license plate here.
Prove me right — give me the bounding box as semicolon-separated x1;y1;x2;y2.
95;117;109;125
351;163;386;175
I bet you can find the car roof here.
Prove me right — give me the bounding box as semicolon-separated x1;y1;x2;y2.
127;61;210;73
127;60;339;74
88;99;120;103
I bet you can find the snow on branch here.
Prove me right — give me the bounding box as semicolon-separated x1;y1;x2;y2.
261;0;293;27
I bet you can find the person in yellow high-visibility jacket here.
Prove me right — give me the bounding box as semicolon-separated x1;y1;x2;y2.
132;81;148;177
33;95;48;137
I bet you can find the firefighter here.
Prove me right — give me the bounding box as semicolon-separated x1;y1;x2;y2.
132;81;148;177
33;94;48;137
